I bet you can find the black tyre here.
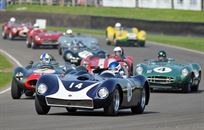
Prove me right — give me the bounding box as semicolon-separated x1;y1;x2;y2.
11;79;23;99
58;47;62;55
182;77;193;93
104;88;120;116
26;40;31;48
131;87;146;114
35;96;50;115
2;29;7;39
191;72;201;92
66;108;77;113
8;32;13;40
31;41;37;49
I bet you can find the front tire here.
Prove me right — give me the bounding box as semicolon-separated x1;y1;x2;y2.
131;87;146;114
2;29;7;39
104;88;120;116
8;32;14;40
35;96;50;115
58;47;62;55
31;41;37;49
11;79;23;99
182;77;193;93
26;40;31;48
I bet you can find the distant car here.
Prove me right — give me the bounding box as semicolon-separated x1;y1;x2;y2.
106;26;146;47
2;22;33;40
59;36;107;65
26;29;64;49
57;34;99;55
35;66;150;116
11;60;73;99
81;54;134;76
135;58;202;93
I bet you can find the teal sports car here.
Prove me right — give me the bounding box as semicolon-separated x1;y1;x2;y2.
135;58;201;93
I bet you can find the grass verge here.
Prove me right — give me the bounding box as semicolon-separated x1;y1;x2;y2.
6;4;204;23
0;53;13;89
48;26;204;52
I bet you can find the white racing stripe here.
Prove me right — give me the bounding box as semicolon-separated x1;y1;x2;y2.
0;49;23;95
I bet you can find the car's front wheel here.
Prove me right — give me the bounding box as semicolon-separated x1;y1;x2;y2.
131;87;146;114
31;41;37;49
11;79;23;99
104;88;120;116
26;39;31;48
35;96;50;115
182;77;193;93
8;32;13;40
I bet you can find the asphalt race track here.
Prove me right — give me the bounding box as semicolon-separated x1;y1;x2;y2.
0;34;204;130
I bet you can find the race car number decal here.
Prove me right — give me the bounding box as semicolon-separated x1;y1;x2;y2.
127;82;132;102
69;82;83;89
153;67;172;73
78;51;93;58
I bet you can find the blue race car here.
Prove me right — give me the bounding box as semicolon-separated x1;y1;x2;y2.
35;66;150;116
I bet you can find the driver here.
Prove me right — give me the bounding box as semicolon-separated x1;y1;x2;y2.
115;22;122;30
113;46;125;59
66;29;73;36
108;62;128;78
33;23;40;30
40;53;54;64
158;50;167;62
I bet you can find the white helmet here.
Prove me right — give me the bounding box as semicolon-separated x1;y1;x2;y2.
40;53;51;64
114;46;123;57
10;17;16;22
66;29;73;35
115;22;121;28
33;23;39;29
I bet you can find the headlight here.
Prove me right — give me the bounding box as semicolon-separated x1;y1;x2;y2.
12;28;17;33
66;53;73;59
98;88;109;99
35;36;41;41
37;84;47;95
181;68;189;77
136;66;143;75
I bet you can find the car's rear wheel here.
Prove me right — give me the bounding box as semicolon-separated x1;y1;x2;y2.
35;96;50;115
182;77;193;93
104;88;120;116
26;39;31;48
2;29;7;39
66;108;77;113
58;47;62;55
11;79;23;99
131;87;146;114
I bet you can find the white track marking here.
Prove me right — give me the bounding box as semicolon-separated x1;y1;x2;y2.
149;41;204;55
0;49;23;95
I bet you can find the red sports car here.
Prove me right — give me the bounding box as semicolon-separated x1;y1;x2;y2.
81;54;134;76
26;29;64;49
2;22;33;40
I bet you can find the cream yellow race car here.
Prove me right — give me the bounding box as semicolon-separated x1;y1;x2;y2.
106;26;146;47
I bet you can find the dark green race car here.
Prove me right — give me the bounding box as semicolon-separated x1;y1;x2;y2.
135;58;201;93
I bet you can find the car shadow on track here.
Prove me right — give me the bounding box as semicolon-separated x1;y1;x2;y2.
48;110;159;117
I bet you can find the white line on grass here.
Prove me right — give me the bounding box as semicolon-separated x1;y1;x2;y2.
0;49;23;95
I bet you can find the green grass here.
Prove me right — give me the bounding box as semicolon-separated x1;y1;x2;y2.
0;72;12;89
6;4;204;23
0;53;13;88
0;53;13;70
48;26;204;52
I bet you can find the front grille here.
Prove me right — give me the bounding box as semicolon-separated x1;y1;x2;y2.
29;80;37;86
46;97;93;109
42;40;57;44
147;76;175;84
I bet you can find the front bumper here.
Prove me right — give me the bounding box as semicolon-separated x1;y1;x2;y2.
116;39;145;47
